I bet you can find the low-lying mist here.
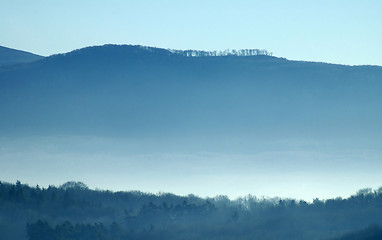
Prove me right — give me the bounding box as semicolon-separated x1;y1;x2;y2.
1;135;381;201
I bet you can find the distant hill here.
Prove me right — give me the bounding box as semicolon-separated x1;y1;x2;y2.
0;44;381;150
0;46;44;66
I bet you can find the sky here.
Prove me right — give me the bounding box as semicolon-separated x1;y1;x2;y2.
1;0;382;66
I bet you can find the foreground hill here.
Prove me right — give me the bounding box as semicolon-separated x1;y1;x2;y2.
1;180;382;240
0;46;44;66
0;44;381;149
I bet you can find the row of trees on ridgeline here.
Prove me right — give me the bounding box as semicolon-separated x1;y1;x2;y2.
170;48;272;57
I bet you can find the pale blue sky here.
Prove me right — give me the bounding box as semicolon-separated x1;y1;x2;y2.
1;0;381;65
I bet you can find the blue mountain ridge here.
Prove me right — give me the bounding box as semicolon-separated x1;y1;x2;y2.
0;44;381;150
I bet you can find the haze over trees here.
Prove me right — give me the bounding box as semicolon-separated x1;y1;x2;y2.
1;180;382;240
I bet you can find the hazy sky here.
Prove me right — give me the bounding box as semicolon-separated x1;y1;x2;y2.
1;0;381;66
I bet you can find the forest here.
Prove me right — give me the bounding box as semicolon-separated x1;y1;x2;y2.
1;180;382;240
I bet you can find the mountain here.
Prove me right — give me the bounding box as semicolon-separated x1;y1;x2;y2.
0;46;44;66
0;44;381;151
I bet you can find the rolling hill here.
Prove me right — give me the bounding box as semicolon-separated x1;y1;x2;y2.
0;44;381;149
0;46;44;66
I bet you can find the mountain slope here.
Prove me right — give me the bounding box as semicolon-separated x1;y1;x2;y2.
0;44;381;149
0;46;44;66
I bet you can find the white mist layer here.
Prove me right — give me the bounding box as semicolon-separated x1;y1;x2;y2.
1;136;381;201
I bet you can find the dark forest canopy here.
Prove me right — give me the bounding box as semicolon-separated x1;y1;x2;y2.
1;180;382;240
